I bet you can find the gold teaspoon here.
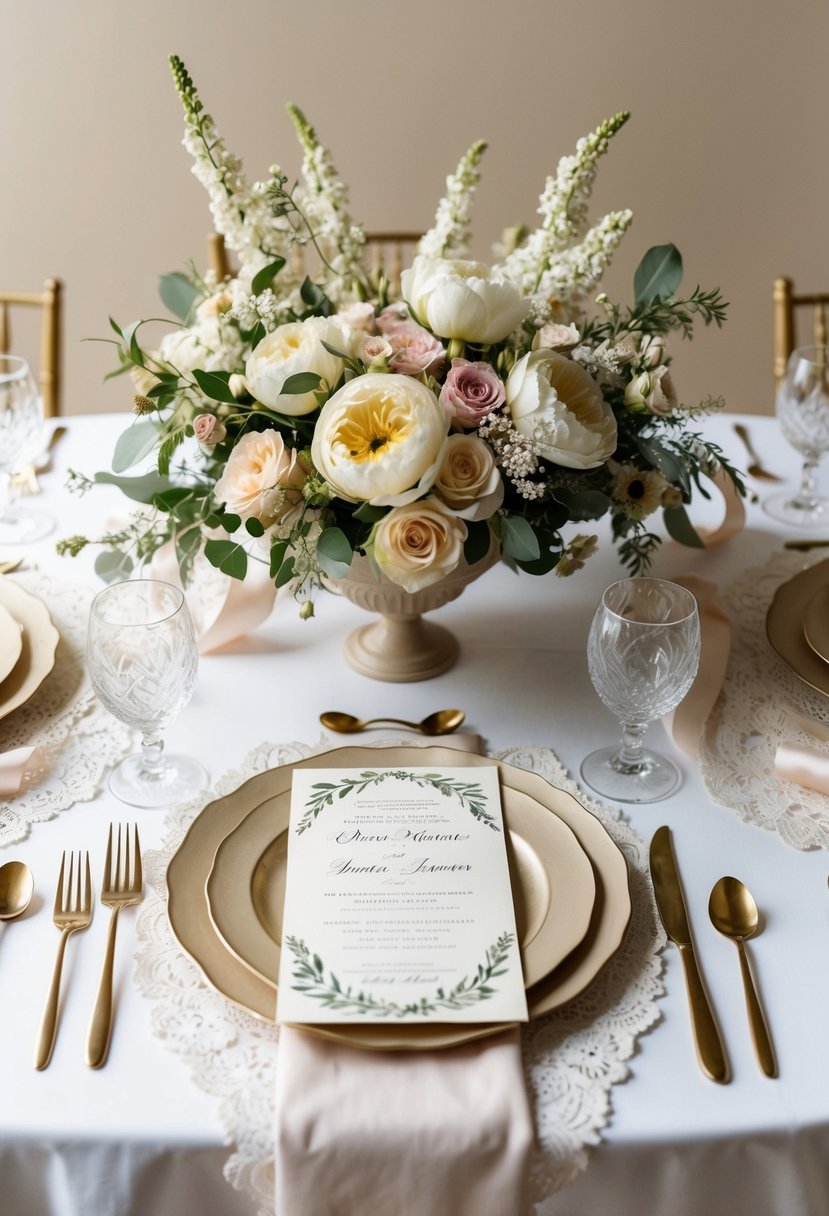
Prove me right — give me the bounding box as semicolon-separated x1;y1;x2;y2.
320;709;465;736
0;861;34;921
708;876;777;1077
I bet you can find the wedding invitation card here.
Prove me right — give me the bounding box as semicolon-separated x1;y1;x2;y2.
276;766;528;1025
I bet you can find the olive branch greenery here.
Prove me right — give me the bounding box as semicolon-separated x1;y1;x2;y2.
296;769;499;836
285;932;515;1018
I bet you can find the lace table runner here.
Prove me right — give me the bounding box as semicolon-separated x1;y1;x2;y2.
0;571;136;848
134;739;665;1215
700;549;829;851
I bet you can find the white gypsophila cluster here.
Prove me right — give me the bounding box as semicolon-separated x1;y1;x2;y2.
418;140;488;260
157;313;245;377
495;112;630;296
288;106;366;304
478;414;545;499
228;281;288;333
182;120;296;279
537;210;633;304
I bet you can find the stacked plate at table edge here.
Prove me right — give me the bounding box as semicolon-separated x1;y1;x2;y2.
767;559;829;696
167;745;632;1051
0;578;59;723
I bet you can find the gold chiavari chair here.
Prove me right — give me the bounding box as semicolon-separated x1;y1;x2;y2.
773;276;829;389
206;231;422;298
0;278;62;417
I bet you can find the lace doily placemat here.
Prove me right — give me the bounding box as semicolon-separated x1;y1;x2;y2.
0;571;137;848
700;549;829;850
134;739;665;1215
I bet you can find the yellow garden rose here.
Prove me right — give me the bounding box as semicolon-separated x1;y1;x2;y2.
310;373;450;505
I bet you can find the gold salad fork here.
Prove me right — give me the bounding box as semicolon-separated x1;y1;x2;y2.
86;824;143;1069
35;851;93;1070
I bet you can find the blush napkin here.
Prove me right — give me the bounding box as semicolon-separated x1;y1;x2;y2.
275;732;533;1216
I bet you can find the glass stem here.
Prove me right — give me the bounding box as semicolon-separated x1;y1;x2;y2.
140;731;166;775
796;456;820;509
614;722;648;773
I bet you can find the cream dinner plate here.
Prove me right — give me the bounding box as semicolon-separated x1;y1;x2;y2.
0;603;23;686
206;780;596;993
767;559;829;695
167;746;631;1050
0;579;59;719
802;584;829;665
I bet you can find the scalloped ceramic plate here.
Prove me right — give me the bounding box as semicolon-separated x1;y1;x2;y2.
767;559;829;695
0;578;59;719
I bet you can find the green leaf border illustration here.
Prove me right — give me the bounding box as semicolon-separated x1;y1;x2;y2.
285;932;516;1018
296;769;500;835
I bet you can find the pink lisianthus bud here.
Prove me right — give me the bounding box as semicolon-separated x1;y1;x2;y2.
388;326;446;377
439;358;506;427
193;413;227;445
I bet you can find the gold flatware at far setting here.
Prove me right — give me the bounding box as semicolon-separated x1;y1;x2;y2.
0;860;33;920
733;422;783;482
35;851;93;1070
708;876;777;1078
320;709;465;736
0;558;23;575
649;826;730;1084
86;823;143;1070
783;538;829;551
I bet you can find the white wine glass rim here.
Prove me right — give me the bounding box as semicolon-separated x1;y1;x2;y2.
91;578;187;629
600;577;698;628
0;355;32;386
790;345;828;366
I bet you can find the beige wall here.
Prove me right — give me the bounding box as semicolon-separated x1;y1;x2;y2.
2;0;827;416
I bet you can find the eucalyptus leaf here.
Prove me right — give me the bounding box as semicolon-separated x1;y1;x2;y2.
281;372;322;395
353;502;387;524
500;515;540;562
275;554;296;587
204;538;249;580
159;272;200;321
219;512;241;533
269;540;289;578
316;527;354;578
553;488;611;521
192;368;237;404
251;258;286;295
463;521;493;566
634;244;683;306
94;469;174;503
245;517;265;538
663;504;705;549
94;550;134;583
111;420;161;473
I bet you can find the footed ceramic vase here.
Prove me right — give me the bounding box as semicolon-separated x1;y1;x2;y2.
331;544;499;682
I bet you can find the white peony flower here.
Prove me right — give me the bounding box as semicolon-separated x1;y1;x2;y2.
311;374;449;505
214;429;306;524
506;348;617;469
373;497;467;592
434;433;504;520
245;317;345;416
401;255;528;345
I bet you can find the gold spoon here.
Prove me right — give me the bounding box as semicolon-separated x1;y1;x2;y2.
708;876;777;1077
0;860;34;921
320;709;465;736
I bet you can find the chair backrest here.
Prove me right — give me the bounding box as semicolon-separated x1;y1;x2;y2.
0;279;62;417
206;231;422;299
773;276;829;388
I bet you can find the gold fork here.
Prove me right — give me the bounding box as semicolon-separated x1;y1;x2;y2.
35;851;93;1070
86;824;143;1069
733;423;783;482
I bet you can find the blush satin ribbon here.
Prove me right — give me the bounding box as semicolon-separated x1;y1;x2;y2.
0;745;35;795
775;715;829;795
663;573;732;760
274;732;534;1216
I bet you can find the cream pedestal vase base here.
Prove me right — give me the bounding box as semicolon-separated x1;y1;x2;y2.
332;546;498;683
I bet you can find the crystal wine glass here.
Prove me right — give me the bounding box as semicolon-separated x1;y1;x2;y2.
88;580;208;807
580;577;700;803
763;345;829;526
0;355;53;543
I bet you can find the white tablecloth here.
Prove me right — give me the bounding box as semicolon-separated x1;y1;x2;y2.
3;412;829;1216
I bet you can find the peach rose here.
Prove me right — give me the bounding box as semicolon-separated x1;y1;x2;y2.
373;497;467;592
434;434;504;520
214;429;305;524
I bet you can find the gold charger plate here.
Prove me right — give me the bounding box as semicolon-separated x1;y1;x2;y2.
167;746;631;1050
767;559;829;695
206;780;596;992
0;603;22;686
0;579;59;720
802;584;829;664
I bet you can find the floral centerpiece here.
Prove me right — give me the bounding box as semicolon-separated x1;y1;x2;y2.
62;55;742;621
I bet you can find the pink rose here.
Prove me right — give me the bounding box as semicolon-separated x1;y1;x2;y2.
335;302;376;334
388;325;446;377
193;413;227;445
439;358;506;427
375;304;412;335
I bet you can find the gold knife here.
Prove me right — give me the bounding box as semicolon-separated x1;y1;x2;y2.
649;825;730;1084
